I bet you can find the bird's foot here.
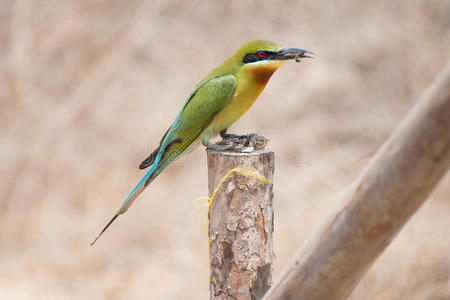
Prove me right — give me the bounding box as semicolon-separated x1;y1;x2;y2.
220;132;250;142
209;133;269;152
204;142;223;151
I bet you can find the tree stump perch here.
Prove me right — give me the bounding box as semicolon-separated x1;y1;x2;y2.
207;148;275;300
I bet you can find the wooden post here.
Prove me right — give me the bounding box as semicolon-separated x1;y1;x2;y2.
207;149;275;300
263;62;450;300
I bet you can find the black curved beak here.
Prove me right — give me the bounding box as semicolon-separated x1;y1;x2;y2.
274;48;314;61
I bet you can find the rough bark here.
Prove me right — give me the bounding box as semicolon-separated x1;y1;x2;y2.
207;149;275;300
263;62;450;300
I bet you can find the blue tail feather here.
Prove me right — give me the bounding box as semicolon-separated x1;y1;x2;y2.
90;153;163;246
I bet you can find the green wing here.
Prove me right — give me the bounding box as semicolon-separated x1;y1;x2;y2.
139;74;236;170
146;74;236;183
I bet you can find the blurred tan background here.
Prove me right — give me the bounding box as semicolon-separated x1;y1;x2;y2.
1;0;449;299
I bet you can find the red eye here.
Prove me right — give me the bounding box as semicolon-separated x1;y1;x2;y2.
257;50;266;58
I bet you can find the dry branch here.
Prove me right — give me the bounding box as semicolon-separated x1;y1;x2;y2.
207;149;275;300
263;62;450;300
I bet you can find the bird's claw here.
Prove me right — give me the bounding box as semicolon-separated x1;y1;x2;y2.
206;133;269;152
204;142;222;151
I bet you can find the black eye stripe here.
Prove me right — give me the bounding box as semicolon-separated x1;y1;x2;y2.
243;53;259;63
243;51;277;63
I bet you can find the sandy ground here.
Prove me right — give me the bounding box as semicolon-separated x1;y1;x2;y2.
0;0;449;299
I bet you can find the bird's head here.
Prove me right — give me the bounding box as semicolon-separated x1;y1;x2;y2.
234;40;313;82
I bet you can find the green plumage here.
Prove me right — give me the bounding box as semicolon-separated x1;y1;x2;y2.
148;75;237;182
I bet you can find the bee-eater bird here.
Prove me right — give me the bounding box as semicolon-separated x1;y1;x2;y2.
91;40;313;245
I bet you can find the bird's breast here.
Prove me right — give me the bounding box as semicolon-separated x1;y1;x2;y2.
203;73;270;140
